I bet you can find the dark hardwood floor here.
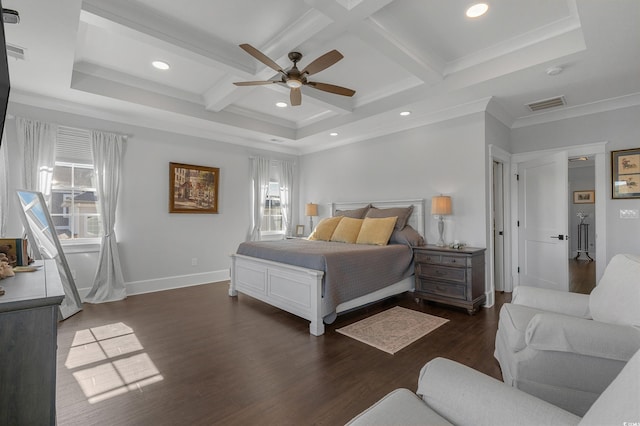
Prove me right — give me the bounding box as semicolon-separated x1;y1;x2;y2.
56;284;511;426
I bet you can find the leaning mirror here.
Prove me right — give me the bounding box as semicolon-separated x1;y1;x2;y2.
16;190;82;319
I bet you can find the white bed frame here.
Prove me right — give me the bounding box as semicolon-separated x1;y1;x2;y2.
229;199;425;336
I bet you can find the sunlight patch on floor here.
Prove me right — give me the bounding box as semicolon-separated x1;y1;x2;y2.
65;322;163;404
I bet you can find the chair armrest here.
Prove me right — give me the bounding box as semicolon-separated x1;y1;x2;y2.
512;286;591;318
416;358;581;426
526;313;640;361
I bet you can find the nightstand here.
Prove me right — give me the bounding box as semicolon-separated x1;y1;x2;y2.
412;245;486;314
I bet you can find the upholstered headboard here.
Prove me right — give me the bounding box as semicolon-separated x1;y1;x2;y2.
329;199;425;237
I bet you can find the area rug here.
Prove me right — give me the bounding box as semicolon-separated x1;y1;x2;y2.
336;306;449;354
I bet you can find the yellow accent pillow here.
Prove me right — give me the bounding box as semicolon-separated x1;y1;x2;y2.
330;217;364;243
308;216;343;241
356;216;398;246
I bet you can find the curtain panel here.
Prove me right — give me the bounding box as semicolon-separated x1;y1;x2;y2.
84;130;127;303
249;156;270;241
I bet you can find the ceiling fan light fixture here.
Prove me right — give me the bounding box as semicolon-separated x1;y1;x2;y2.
286;79;302;89
466;3;488;18
152;60;170;70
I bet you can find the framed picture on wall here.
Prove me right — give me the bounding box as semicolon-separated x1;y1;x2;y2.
611;148;640;199
573;190;595;204
169;162;220;213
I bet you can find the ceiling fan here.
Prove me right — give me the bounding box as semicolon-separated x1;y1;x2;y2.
233;44;356;106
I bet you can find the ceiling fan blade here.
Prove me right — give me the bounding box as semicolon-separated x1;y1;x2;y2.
239;44;286;76
290;87;302;106
301;50;343;76
233;80;279;86
307;82;355;97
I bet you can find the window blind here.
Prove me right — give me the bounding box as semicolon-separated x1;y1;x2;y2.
56;126;92;164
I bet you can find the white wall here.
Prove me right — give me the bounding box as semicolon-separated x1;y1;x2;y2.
5;102;298;295
299;112;488;249
511;105;640;262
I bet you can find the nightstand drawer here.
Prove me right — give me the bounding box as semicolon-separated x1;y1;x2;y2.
415;252;469;268
416;264;466;284
417;279;466;300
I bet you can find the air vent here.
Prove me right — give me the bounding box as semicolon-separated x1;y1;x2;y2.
6;43;25;60
527;95;566;112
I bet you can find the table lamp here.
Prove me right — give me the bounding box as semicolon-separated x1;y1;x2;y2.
431;195;452;247
305;203;318;232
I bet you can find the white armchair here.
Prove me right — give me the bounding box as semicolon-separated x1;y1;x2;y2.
346;349;640;426
495;254;640;416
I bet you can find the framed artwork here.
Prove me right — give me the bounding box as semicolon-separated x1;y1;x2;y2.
573;190;595;204
295;225;305;237
169;162;219;213
611;148;640;199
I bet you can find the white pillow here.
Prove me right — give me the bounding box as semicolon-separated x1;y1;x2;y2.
589;254;640;326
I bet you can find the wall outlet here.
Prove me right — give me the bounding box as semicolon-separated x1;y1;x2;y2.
191;257;198;266
620;209;639;219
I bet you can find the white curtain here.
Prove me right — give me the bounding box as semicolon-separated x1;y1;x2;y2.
249;156;270;241
16;117;57;195
278;160;295;237
84;130;126;303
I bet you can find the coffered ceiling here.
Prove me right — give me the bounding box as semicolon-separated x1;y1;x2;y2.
4;0;640;154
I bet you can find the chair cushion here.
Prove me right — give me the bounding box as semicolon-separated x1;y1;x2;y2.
589;254;640;327
345;388;453;426
498;303;544;352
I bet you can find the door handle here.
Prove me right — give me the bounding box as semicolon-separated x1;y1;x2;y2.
550;234;568;240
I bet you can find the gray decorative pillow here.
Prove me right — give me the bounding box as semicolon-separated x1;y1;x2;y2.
366;205;414;230
335;204;371;219
389;225;425;246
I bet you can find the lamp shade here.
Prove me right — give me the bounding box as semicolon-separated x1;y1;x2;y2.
431;196;452;216
305;203;318;217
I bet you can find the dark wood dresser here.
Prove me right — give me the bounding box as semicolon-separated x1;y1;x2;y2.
0;260;64;425
412;245;486;314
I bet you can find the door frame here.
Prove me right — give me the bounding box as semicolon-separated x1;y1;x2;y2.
510;142;607;288
488;145;512;298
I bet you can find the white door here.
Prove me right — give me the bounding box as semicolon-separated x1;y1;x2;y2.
518;152;569;291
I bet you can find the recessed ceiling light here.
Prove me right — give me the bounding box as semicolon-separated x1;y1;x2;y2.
400;111;411;116
152;60;170;70
275;102;288;108
466;3;488;18
329;132;339;136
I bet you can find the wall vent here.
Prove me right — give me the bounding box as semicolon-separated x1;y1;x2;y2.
527;95;566;112
6;43;25;60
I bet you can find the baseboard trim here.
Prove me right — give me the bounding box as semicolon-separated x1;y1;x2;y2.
78;269;230;300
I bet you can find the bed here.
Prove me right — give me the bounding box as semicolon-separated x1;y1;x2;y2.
229;199;425;336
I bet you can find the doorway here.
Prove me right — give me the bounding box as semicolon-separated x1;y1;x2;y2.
511;142;607;292
568;156;597;293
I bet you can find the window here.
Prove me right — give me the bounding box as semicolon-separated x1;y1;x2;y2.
261;181;283;234
50;126;102;242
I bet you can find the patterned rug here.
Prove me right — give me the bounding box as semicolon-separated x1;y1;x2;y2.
336;306;449;354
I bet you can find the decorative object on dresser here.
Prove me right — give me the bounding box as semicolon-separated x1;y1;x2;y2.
305;202;318;231
295;224;305;237
413;245;486;314
430;195;452;246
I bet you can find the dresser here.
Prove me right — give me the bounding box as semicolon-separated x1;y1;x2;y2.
0;260;64;426
412;245;486;314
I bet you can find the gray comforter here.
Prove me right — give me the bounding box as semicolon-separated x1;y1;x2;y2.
236;239;414;321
